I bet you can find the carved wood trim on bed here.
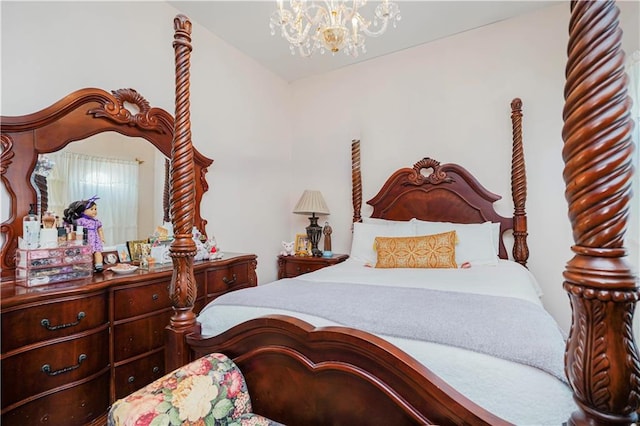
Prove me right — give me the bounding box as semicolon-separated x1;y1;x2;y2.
351;139;363;224
510;98;529;265
165;14;202;372
368;155;517;261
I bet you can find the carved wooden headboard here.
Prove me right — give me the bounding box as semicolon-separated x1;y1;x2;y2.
350;99;528;265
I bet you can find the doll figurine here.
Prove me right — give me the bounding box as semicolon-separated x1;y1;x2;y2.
63;196;105;272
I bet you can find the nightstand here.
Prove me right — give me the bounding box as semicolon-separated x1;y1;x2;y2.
277;254;349;279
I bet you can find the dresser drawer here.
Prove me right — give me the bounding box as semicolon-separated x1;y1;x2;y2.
113;310;172;362
112;279;172;320
284;260;325;277
1;327;109;409
114;350;165;399
1;293;107;353
206;262;250;295
1;370;109;426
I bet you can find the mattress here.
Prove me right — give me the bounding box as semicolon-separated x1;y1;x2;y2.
198;259;576;425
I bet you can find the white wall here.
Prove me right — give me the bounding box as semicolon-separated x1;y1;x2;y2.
288;2;639;332
1;1;293;283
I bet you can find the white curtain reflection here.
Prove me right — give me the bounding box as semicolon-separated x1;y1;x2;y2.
47;152;139;245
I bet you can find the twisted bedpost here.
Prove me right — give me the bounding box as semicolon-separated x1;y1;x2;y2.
510;98;529;267
166;14;200;372
163;158;170;223
562;1;639;424
352;139;362;224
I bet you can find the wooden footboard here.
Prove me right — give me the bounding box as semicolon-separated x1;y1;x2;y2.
186;315;509;426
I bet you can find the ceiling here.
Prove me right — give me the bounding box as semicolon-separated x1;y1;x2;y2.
169;1;560;82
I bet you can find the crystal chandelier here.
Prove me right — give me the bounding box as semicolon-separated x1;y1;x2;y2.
270;0;401;57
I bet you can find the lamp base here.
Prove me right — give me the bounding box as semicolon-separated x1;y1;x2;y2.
306;214;323;257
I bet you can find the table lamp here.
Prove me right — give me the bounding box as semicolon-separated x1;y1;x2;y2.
293;190;330;257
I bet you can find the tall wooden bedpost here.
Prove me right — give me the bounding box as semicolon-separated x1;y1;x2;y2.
163;158;170;223
165;14;201;372
352;139;363;224
562;1;640;424
510;98;529;267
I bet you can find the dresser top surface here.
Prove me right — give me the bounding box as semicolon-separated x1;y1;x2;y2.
1;252;256;307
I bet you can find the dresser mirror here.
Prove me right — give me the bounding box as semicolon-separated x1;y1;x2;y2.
0;87;213;277
33;134;164;246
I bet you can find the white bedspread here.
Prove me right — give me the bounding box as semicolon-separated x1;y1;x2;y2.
198;259;576;425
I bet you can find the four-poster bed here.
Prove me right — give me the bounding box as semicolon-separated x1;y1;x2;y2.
0;0;623;424
163;2;639;424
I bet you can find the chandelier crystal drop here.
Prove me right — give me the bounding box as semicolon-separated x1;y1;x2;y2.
270;0;401;58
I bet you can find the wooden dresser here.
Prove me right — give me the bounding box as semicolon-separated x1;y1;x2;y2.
0;253;257;426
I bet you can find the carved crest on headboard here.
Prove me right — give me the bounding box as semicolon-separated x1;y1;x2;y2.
88;88;165;133
408;157;453;186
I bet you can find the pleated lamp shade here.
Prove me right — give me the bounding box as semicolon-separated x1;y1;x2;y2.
292;190;330;215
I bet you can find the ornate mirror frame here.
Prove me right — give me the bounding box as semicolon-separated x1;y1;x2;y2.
0;87;213;278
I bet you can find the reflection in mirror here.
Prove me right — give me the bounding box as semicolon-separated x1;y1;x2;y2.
33;134;166;246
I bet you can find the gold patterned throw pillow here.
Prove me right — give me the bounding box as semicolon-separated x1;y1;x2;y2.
374;231;458;268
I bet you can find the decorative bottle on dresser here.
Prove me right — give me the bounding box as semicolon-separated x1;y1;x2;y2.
22;203;40;249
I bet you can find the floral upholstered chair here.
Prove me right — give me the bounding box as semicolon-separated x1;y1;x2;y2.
108;353;282;426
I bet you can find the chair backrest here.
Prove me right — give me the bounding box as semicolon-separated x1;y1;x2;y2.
108;353;255;425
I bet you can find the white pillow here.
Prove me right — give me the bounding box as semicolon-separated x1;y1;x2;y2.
411;219;498;266
362;217;412;226
350;221;415;265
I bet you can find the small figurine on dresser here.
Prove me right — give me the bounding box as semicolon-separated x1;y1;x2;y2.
322;222;332;258
280;241;295;256
63;195;105;272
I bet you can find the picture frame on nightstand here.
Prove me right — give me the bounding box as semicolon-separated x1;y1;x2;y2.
294;233;311;256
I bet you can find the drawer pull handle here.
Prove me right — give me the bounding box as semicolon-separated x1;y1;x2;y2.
41;311;86;331
128;376;135;383
222;274;237;286
152;294;159;301
152;366;160;374
41;354;87;376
